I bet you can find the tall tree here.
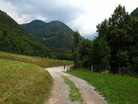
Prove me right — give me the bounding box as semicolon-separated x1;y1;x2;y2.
79;39;92;69
96;19;109;38
97;4;138;75
91;36;110;72
72;31;81;68
107;5;131;73
109;4;128;28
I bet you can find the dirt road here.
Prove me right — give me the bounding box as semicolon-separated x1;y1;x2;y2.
45;66;107;104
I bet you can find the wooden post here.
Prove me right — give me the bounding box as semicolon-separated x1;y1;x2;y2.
91;65;93;71
119;67;121;75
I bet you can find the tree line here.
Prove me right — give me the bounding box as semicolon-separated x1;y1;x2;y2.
72;5;138;76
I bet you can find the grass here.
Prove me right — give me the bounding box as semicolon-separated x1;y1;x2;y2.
0;51;73;103
0;59;53;104
0;51;73;68
68;70;138;104
63;76;83;102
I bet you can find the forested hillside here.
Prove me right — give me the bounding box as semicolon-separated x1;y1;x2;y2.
22;20;74;53
0;10;50;57
131;7;138;18
72;5;138;76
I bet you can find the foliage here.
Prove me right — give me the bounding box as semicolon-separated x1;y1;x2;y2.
96;19;109;38
0;59;53;104
22;20;74;53
72;31;110;72
71;5;138;76
43;34;74;53
79;39;92;68
0;10;50;58
95;5;138;75
68;70;138;104
91;36;110;72
72;31;82;68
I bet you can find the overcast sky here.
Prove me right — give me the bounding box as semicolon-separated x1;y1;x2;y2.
0;0;137;36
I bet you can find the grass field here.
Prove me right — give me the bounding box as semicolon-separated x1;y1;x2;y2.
0;51;73;68
0;59;53;104
68;70;138;104
0;51;73;103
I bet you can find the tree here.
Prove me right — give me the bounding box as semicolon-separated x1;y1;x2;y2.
109;4;128;28
73;31;81;48
96;4;138;75
91;36;110;72
108;5;138;74
97;19;109;38
72;31;81;68
79;39;92;69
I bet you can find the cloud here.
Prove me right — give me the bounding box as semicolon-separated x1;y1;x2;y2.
1;0;82;22
0;0;138;36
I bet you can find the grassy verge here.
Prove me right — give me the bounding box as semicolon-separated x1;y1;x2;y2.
0;59;53;104
68;70;138;104
0;51;73;68
63;76;83;102
0;51;73;103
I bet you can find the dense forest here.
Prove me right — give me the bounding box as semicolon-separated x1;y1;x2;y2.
72;5;138;76
0;10;51;57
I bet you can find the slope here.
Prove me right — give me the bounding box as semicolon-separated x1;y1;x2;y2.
131;7;138;18
22;20;74;53
0;10;50;57
0;58;53;104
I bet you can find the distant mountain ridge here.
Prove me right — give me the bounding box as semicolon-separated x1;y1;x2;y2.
0;10;50;57
22;20;74;53
21;20;47;36
83;32;98;40
21;20;74;38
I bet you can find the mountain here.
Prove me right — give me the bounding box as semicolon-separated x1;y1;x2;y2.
83;32;98;40
131;7;138;18
21;20;74;53
21;20;46;36
0;10;50;57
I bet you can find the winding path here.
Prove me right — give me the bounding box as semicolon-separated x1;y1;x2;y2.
45;66;107;104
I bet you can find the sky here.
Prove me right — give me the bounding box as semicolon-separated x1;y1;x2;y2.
0;0;137;36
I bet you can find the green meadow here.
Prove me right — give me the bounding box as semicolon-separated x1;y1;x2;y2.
0;51;73;68
0;51;72;103
68;70;138;104
0;59;52;104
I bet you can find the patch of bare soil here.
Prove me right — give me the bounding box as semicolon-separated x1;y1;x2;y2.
45;66;107;104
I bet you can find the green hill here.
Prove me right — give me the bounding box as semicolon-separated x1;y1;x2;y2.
21;20;46;36
22;20;74;53
0;10;50;57
131;7;138;18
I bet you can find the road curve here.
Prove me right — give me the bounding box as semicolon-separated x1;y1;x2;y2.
45;66;107;104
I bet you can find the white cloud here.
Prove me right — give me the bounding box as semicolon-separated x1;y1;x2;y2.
0;0;138;36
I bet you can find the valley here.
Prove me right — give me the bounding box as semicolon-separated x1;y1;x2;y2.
0;4;138;104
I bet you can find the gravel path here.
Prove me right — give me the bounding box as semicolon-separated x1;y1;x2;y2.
45;66;107;104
